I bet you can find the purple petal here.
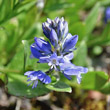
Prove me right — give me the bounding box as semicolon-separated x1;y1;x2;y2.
32;83;35;89
50;52;57;59
27;79;31;81
64;69;80;75
74;66;88;73
57;56;64;63
63;73;72;80
60;63;88;75
39;56;50;63
30;43;44;58
34;37;52;54
63;21;68;38
33;80;38;88
42;23;50;37
47;18;52;24
64;52;74;61
55;17;60;23
42;75;51;84
63;34;78;52
57;21;64;38
36;71;51;84
105;7;110;23
24;71;35;76
77;74;82;84
59;63;75;71
27;82;33;86
50;29;58;47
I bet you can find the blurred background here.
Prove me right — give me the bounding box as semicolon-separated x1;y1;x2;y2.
0;0;110;110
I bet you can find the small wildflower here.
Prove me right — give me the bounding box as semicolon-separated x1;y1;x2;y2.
38;53;64;71
24;17;88;88
59;63;88;84
24;71;51;88
104;7;110;23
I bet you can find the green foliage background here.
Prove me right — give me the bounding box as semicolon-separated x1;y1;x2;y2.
0;0;110;98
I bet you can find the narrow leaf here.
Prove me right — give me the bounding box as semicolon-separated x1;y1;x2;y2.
85;3;100;35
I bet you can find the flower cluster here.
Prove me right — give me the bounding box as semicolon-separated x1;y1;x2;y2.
24;17;88;88
105;7;110;23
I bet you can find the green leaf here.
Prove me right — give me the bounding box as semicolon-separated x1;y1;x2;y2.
81;71;108;91
85;2;100;35
6;73;50;98
22;40;28;71
100;0;110;6
7;48;24;71
0;0;12;22
69;22;86;41
98;24;110;45
100;80;110;94
46;81;72;93
87;24;110;47
22;40;33;71
74;40;87;66
51;75;57;83
85;0;97;8
45;2;74;12
0;73;7;84
13;0;37;16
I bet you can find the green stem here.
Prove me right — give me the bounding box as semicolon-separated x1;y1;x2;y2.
0;68;21;74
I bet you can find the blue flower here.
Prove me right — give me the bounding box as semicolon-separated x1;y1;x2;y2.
25;17;88;88
62;34;78;54
38;52;74;71
30;37;52;58
60;63;88;84
38;53;64;70
50;29;58;47
24;71;51;88
42;17;68;46
57;17;68;40
105;7;110;23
